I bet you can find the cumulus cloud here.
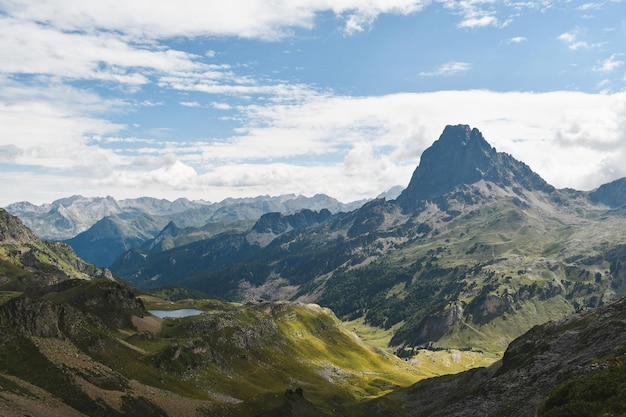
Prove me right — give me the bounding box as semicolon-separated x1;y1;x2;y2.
557;30;603;50
437;0;500;28
0;144;23;161
211;102;232;110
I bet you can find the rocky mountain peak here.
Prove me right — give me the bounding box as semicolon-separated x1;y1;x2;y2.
396;124;553;209
589;177;626;208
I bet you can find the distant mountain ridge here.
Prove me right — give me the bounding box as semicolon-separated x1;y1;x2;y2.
5;195;202;240
5;193;367;241
5;193;369;267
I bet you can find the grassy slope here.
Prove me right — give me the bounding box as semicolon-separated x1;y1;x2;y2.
321;196;626;357
0;280;434;417
135;298;427;415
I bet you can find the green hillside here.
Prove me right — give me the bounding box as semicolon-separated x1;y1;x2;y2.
0;279;431;416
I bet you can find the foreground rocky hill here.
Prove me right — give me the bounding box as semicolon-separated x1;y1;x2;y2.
360;296;626;416
110;125;626;356
0;280;427;417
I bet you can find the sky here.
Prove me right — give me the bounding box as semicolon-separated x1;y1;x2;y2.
0;0;625;206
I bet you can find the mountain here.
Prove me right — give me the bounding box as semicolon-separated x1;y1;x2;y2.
0;208;112;291
63;213;169;267
377;185;404;200
5;194;363;242
4;195;203;241
110;124;626;356
589;177;626;208
395;125;553;209
6;194;366;267
143;219;256;254
359;296;626;416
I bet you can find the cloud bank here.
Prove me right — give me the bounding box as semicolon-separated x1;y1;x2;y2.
2;87;625;205
0;0;625;206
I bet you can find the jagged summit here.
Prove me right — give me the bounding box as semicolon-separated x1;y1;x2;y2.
396;124;553;209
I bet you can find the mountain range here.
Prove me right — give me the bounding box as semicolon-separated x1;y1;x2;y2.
0;200;625;415
106;124;626;356
5;193;369;267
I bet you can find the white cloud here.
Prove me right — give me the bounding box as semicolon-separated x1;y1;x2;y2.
211;102;232;110
0;16;203;84
419;62;471;77
180;101;202;108
507;36;527;43
2;89;626;205
558;32;590;49
459;15;499;28
437;0;501;28
578;2;603;11
558;32;576;43
0;0;429;40
593;53;624;72
557;30;604;50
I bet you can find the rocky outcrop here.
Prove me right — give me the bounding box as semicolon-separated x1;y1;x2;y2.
251;209;332;234
0;297;86;338
0;280;146;338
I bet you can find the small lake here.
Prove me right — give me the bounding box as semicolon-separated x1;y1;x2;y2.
149;309;204;318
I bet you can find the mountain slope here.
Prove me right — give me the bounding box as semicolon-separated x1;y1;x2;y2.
0;208;112;291
0;205;430;417
64;214;169;267
0;280;425;417
359;296;626;416
111;125;626;356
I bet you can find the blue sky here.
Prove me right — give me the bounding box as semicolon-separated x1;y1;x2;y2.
0;0;625;206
